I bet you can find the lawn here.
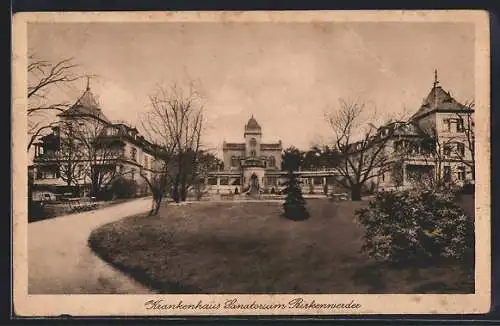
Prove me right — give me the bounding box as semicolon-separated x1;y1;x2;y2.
88;198;474;294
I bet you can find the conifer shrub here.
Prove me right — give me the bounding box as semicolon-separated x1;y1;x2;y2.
281;147;310;221
283;171;310;221
355;189;474;264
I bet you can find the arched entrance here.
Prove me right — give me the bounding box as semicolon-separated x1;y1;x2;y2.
250;173;259;189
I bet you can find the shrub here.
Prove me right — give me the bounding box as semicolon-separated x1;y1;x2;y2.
459;182;475;195
28;201;49;222
110;177;138;199
355;189;474;265
283;172;310;221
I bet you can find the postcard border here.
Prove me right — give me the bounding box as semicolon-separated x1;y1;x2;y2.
12;10;491;316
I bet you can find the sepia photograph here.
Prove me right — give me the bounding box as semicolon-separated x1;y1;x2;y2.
12;10;490;316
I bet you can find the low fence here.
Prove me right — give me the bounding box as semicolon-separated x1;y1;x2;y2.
28;198;130;222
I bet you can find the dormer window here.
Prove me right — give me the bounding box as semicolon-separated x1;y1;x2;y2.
131;147;137;162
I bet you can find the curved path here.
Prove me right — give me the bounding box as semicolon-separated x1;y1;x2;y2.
28;197;156;294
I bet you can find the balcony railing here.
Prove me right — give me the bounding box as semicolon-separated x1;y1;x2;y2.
242;157;265;168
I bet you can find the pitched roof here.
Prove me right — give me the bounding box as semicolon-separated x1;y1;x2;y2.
261;143;282;150
392;122;425;137
58;86;111;124
223;142;245;150
411;85;469;120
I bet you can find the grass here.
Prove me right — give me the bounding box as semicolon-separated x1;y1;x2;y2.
88;198;474;294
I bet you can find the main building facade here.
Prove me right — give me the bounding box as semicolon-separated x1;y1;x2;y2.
205;116;339;195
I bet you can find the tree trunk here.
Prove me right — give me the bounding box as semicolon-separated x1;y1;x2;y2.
351;184;362;201
150;191;163;216
172;174;180;203
180;175;188;201
154;194;162;215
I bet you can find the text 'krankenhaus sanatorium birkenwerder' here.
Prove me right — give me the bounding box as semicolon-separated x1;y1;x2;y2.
144;298;362;311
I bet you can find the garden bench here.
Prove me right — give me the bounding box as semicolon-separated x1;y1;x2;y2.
220;193;235;200
67;198;99;213
328;193;349;201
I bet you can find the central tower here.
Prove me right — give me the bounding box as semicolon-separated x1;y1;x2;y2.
242;115;265;193
244;115;262;158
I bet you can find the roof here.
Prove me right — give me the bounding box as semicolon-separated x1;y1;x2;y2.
245;116;261;130
58;86;111;124
261;143;282;150
411;85;470;121
223;142;245;150
392;122;424;137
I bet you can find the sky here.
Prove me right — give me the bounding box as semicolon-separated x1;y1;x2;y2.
28;21;475;156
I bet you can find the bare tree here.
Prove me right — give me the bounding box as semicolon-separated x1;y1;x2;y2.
52;120;88;188
139;167;169;216
27;54;85;151
326;99;407;201
64;115;122;197
141;82;205;206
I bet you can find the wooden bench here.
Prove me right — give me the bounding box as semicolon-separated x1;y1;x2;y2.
67;198;99;213
220;193;235;200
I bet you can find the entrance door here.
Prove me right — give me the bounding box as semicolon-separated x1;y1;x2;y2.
250;173;259;189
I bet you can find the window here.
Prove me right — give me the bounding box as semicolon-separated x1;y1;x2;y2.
219;177;229;185
131;169;135;180
231;156;239;168
107;127;117;136
394;140;402;152
208;177;218;185
313;177;324;185
409;142;419;154
443;119;451;132
37;166;60;179
381;173;385;182
144;156;149;169
266;176;277;186
456;118;465;132
456;142;465;157
131;147;137;162
457;166;466;181
249;137;257;157
269;156;276;168
443;144;452;157
444;166;452;182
